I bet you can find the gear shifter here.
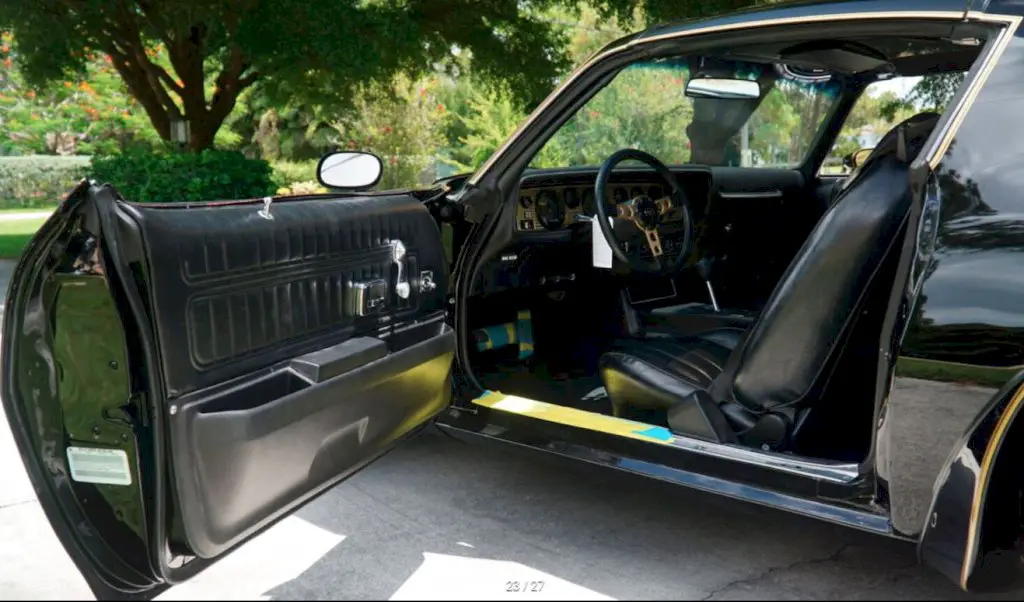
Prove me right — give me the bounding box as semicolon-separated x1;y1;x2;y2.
696;256;720;312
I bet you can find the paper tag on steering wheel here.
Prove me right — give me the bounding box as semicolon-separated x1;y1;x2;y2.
592;216;615;269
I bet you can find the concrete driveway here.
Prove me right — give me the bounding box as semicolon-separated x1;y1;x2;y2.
0;257;1019;601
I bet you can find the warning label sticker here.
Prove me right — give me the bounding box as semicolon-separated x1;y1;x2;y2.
66;446;132;486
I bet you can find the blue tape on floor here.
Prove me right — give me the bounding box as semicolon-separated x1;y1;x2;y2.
633;426;674;441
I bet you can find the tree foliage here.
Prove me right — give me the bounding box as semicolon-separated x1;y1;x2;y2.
0;0;593;151
0;0;784;152
0;32;160;155
329;73;449;190
879;72;965;121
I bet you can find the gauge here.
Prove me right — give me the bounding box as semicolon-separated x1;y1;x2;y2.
582;188;596;214
648;185;664;199
520;195;533;208
563;187;580;209
535;189;565;230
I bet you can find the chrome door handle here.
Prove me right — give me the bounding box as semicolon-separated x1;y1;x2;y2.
391;240;410;299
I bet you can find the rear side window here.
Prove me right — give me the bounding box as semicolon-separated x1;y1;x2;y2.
820;72;964;175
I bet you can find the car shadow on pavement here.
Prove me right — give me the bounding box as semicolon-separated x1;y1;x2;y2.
263;427;1016;601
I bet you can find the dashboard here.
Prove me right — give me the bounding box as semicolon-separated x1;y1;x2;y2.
515;168;713;232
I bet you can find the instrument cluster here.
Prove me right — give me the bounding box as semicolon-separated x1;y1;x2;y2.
516;183;666;231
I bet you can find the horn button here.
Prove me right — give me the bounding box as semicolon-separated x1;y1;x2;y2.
633;195;661;229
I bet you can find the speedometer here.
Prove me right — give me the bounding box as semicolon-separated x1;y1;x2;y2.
535;189;565;229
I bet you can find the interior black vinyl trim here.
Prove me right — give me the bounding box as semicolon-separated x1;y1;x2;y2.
170;322;455;559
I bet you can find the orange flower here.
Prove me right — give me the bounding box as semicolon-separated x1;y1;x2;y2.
26;90;35;99
63;81;73;88
1;44;9;53
1;58;10;68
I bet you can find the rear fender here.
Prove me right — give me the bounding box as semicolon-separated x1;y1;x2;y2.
919;369;1024;592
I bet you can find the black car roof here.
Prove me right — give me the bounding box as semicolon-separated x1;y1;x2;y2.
632;0;975;44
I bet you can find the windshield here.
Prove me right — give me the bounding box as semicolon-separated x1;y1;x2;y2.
529;57;842;169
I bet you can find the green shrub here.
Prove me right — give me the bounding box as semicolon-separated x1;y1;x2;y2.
90;149;275;203
270;160;320;190
0;156;92;209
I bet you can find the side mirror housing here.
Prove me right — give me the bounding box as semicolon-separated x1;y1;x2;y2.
842;148;874;171
316;151;383;190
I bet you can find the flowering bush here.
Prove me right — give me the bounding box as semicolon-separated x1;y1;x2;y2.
0;32;161;156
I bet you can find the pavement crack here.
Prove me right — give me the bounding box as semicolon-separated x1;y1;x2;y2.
698;542;853;601
0;498;36;510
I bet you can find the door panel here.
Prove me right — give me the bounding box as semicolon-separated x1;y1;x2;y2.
2;183;454;600
112;194;454;559
116;195;447;397
172;318;452;558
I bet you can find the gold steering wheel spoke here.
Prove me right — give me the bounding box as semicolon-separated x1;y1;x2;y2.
641;226;663;257
616;201;637;220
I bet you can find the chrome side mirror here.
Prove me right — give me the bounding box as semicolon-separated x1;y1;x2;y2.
316;151;383;190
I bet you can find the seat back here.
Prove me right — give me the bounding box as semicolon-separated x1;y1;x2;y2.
716;112;940;413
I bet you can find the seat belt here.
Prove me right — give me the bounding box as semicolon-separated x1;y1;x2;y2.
897;123;908;163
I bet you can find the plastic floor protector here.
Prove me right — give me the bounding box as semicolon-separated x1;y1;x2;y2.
472;389;677;445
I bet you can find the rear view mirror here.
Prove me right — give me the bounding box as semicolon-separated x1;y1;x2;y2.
685;77;760;100
316;151;383;190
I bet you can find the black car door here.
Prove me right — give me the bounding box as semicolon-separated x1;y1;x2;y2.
1;181;454;600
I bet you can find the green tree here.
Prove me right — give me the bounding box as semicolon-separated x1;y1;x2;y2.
330;73;448;189
0;0;774;153
0;0;587;152
880;72;965;120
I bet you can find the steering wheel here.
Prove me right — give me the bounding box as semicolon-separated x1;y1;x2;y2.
593;149;693;273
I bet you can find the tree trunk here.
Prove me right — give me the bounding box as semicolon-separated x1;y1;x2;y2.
103;23;256;152
187;116;218;152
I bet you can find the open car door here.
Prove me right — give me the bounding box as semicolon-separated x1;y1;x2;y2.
1;181;455;600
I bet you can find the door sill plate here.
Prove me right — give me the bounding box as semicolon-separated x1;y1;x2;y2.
472;390;676;445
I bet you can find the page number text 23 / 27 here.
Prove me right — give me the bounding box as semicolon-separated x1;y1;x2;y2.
505;580;545;593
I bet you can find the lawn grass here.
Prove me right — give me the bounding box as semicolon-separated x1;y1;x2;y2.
0;211;50;259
